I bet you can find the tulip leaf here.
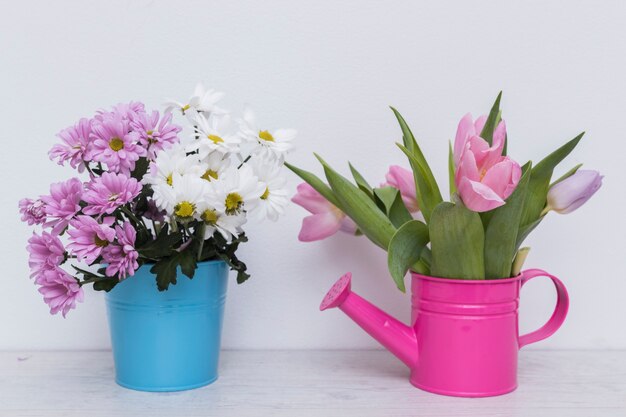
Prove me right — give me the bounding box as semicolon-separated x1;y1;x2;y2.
520;132;584;227
390;108;443;223
479;92;502;146
349;163;375;200
374;187;413;228
448;141;457;197
285;162;341;208
387;220;430;292
315;154;397;249
550;163;583;188
429;201;485;279
515;217;543;251
484;162;532;279
420;246;432;269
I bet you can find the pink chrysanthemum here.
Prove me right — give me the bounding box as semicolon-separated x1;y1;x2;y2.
48;118;93;172
96;101;146;122
130;110;182;159
82;172;142;216
67;216;116;264
102;221;139;280
40;178;83;234
36;267;84;317
88;113;146;175
27;231;65;279
19;198;47;225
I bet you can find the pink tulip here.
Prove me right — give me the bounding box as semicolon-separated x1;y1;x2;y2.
453;114;521;212
382;166;419;212
546;170;602;214
292;183;357;242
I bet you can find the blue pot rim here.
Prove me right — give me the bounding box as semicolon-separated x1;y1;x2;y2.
136;258;227;268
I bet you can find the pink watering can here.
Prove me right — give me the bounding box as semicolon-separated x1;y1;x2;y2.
320;269;569;397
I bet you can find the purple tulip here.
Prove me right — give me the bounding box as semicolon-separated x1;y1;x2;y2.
546;170;603;214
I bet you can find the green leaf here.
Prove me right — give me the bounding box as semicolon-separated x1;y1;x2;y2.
550;163;583;187
387;220;430;292
349;163;374;199
131;157;150;181
396;143;443;224
390;108;443;223
179;240;198;279
137;224;182;259
520;132;584;227
515;217;543;251
479;92;502;146
420;246;432;270
284;162;341;208
93;277;119;292
150;254;181;291
484;162;532;279
315;154;397;249
429;201;485;279
373;187;413;228
448;141;456;197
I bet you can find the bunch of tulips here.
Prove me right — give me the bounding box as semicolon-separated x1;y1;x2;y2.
289;93;602;290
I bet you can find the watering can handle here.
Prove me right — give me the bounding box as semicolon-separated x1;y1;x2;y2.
518;268;570;349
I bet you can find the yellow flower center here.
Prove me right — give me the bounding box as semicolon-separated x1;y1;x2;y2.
94;236;109;248
166;173;173;186
201;169;219;181
146;130;154;136
225;192;243;215
258;130;275;142
174;201;195;218
201;209;218;225
207;134;224;144
109;137;124;151
181;104;190;113
108;193;119;202
261;187;270;200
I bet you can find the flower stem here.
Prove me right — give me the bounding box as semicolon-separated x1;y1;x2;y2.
79;275;109;286
121;206;148;231
238;155;251;169
197;223;206;261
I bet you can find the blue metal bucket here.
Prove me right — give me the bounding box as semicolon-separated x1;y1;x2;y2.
105;260;228;392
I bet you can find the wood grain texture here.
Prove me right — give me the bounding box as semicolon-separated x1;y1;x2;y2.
1;350;625;417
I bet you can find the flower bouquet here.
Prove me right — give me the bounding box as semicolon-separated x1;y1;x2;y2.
19;84;295;391
288;93;601;397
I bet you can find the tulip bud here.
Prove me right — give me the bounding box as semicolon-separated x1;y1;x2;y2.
546;170;603;214
382;165;419;212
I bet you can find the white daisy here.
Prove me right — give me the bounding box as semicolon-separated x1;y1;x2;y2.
196;186;246;243
159;173;206;222
199;151;231;183
247;156;289;221
188;113;240;157
143;145;206;212
164;82;226;117
212;164;265;216
238;105;296;160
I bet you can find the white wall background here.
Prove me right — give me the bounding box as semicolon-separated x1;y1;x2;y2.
1;0;624;350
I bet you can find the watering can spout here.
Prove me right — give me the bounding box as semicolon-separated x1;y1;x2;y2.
320;273;418;368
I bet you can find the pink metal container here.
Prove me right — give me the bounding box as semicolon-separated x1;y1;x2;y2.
320;268;569;397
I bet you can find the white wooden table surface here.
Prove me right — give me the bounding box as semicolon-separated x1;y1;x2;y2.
1;350;625;417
